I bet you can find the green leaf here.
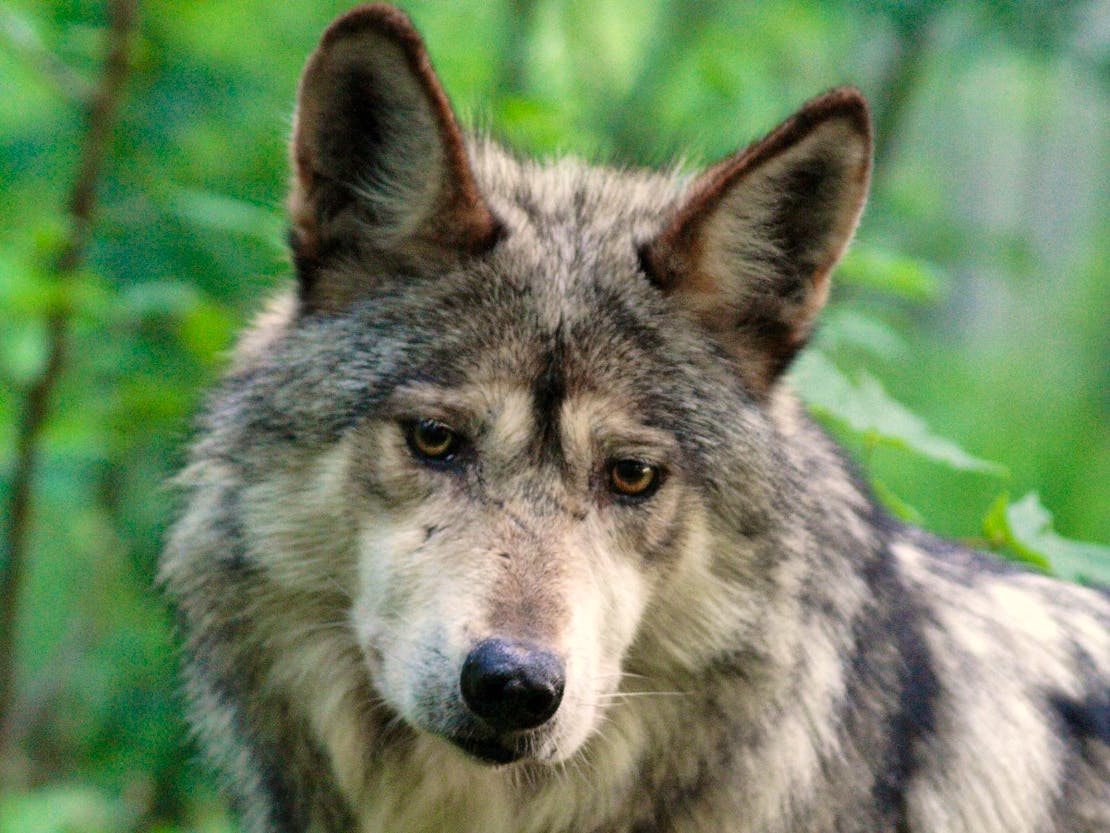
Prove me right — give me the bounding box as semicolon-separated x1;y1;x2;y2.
994;492;1110;586
814;306;906;359
836;243;942;302
30;216;71;262
871;477;925;524
170;188;285;249
0;785;123;833
119;280;202;321
0;259;68;317
178;300;237;363
0;318;48;385
983;493;1053;571
792;352;1007;475
0;256;110;320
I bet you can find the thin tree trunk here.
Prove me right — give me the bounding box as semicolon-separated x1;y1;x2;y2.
0;0;139;772
872;14;935;179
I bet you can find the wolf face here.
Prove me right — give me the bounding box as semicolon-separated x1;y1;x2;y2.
221;4;866;771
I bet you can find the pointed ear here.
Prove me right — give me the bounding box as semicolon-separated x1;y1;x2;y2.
641;88;872;394
289;5;501;312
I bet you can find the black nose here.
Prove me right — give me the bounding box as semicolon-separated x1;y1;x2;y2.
460;638;565;731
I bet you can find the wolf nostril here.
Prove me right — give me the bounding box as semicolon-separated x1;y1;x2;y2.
460;638;565;731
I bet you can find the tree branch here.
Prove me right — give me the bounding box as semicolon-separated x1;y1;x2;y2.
0;0;139;768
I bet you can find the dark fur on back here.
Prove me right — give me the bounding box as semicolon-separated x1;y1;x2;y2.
163;6;1110;832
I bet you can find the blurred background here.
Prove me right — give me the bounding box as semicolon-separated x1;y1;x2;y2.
1;0;1107;830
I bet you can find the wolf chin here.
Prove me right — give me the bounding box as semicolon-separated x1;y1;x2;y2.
162;5;1110;832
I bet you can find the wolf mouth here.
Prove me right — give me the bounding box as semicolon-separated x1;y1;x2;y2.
447;732;526;765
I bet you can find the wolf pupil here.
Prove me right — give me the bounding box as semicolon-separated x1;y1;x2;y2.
409;419;458;461
610;460;658;499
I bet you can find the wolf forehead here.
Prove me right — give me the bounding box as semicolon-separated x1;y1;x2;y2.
325;138;694;336
364;140;699;359
473;143;688;286
221;153;735;453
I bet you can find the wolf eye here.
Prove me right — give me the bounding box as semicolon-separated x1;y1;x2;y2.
407;419;460;463
608;459;661;500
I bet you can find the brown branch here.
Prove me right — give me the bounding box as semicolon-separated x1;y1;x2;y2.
0;0;139;768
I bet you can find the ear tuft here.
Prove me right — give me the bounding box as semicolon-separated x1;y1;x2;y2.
643;87;872;394
289;4;500;312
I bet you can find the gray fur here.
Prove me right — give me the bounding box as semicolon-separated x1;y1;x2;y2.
162;6;1110;832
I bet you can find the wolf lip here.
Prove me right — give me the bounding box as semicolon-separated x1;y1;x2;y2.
448;733;524;765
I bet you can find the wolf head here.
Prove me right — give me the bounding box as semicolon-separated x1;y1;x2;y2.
179;4;871;772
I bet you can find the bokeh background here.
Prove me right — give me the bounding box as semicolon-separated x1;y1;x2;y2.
1;1;1107;830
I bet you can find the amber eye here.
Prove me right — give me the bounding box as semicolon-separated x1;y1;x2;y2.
608;459;661;500
407;419;460;462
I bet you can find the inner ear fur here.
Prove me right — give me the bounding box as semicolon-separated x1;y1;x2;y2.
642;87;872;394
289;4;500;312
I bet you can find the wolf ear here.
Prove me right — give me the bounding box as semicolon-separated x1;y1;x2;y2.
289;5;501;312
641;88;871;394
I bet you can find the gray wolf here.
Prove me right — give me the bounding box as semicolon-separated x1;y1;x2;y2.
161;5;1110;831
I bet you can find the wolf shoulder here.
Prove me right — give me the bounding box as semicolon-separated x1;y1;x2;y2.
887;525;1110;830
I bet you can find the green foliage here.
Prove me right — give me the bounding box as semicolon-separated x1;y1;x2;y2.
795;236;1105;580
985;493;1110;586
836;243;942;303
1;1;1106;831
793;350;1007;476
1;785;126;833
0;785;233;833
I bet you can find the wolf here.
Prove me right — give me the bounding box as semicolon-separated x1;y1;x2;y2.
161;5;1110;832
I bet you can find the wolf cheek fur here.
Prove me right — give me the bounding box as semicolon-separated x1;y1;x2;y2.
161;4;1110;833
